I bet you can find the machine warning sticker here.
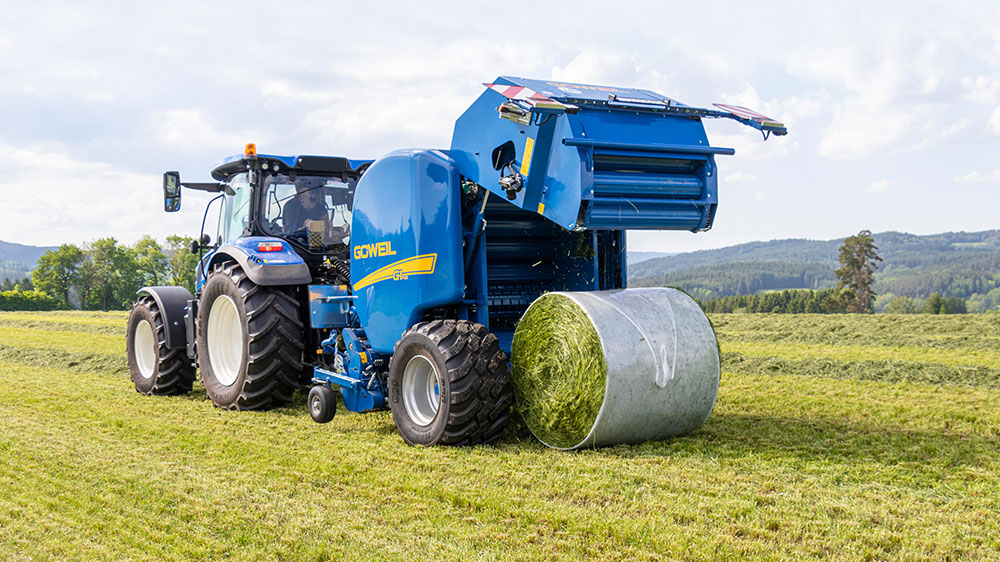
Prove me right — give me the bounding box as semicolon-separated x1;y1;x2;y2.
352;254;437;291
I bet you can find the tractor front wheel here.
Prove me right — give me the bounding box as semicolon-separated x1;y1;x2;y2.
196;261;304;410
126;295;196;395
388;320;512;446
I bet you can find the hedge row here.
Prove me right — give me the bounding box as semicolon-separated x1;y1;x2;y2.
0;290;66;311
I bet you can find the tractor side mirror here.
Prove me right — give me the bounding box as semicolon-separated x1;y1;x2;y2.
163;171;181;212
189;233;213;254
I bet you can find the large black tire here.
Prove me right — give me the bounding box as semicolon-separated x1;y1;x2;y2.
196;261;304;410
126;295;196;395
388;320;513;446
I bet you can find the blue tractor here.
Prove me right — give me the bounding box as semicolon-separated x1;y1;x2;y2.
126;77;785;446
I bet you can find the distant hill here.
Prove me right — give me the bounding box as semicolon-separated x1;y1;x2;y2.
627;251;674;266
0;240;57;281
629;230;1000;302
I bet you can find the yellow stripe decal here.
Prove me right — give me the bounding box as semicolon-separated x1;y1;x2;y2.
352;253;437;291
537;202;545;214
520;137;534;176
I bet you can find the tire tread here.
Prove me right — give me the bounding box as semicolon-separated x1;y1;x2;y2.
394;319;513;446
130;295;196;395
200;261;303;410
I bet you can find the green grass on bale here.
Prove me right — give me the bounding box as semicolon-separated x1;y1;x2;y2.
511;293;607;448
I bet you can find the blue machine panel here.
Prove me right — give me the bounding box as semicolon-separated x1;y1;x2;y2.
196;236;309;291
350;149;464;353
308;285;353;329
450;76;727;233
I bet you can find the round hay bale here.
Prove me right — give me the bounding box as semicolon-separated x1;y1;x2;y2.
511;288;720;450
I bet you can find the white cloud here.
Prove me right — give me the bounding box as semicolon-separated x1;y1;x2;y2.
868;179;890;193
778;13;1000;159
154;110;267;152
961;76;1000;104
0;143;216;246
819;97;918;158
754;191;765;201
709;127;798;161
1;1;999;249
726;172;757;184
954;169;1000;183
551;50;643;86
179;24;207;36
258;80;339;104
85;91;114;102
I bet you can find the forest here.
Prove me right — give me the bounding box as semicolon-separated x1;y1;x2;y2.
630;230;1000;313
0;236;198;311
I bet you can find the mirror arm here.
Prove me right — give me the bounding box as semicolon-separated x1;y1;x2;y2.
181;182;228;193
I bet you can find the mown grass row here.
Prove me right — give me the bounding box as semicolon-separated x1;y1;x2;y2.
711;313;1000;392
0;312;127;375
0;312;126;337
1;311;999;561
711;313;1000;351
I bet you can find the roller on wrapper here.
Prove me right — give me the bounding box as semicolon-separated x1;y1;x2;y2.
512;288;720;450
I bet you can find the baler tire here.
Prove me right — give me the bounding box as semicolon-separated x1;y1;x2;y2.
196;260;304;410
308;385;337;423
126;295;196;395
389;320;513;446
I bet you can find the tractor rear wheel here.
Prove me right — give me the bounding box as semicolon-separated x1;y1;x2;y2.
388;320;512;446
196;261;304;410
126;295;196;395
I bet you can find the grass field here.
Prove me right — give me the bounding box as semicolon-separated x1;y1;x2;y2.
1;311;998;561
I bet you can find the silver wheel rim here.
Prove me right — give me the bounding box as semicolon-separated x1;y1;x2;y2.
207;294;243;387
310;392;324;417
134;319;156;379
401;354;441;426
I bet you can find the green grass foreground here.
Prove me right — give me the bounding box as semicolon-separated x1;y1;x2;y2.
0;311;998;561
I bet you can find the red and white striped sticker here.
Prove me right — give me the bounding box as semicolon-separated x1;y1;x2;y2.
485;83;552;101
713;104;783;126
484;83;570;110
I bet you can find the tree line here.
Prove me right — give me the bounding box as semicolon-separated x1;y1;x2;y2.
629;230;1000;308
18;235;199;311
698;288;846;314
699;289;969;314
696;230;977;314
630;261;835;300
648;230;999;314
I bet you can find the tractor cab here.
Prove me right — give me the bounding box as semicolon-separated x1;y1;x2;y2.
257;172;355;259
163;145;372;286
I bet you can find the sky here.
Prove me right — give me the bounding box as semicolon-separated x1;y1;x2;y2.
1;1;998;253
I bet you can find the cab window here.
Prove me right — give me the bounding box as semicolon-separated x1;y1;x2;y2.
223;174;250;242
261;173;354;255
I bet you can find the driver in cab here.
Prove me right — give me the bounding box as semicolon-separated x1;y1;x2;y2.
282;184;347;248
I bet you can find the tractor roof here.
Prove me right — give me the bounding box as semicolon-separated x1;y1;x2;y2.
211;153;373;181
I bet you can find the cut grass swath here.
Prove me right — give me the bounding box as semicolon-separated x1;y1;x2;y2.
511;293;606;449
